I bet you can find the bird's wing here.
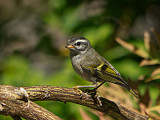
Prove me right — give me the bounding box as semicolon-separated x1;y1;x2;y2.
80;50;123;83
102;57;121;76
80;50;139;99
96;58;139;99
94;60;128;87
80;52;129;89
80;49;122;82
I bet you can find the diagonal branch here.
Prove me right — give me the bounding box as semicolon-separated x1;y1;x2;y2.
0;85;148;120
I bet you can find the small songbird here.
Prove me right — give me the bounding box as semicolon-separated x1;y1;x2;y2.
65;36;139;99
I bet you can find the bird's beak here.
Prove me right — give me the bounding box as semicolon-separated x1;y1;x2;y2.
65;44;75;48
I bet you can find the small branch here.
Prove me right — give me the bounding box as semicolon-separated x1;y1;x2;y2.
0;85;148;120
0;85;61;120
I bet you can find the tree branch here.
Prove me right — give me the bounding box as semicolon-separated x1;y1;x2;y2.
0;85;61;120
0;85;148;120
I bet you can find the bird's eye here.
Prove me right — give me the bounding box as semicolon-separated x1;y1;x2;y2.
75;42;81;46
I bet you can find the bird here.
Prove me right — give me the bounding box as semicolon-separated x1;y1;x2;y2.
65;36;139;99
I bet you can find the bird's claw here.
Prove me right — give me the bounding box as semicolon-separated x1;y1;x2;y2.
72;86;83;98
85;89;102;106
85;89;97;95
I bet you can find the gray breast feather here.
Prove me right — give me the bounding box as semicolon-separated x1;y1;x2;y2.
71;55;83;74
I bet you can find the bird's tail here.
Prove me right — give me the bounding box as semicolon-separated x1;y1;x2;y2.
117;80;140;99
128;88;139;100
108;78;140;99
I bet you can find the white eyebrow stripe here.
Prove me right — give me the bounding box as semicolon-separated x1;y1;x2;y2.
76;40;87;43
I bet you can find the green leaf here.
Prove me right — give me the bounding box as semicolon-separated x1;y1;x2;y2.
138;84;147;96
149;86;159;106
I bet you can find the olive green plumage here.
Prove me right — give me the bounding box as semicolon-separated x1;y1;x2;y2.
65;36;139;99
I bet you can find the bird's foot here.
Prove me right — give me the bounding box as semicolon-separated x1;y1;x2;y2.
72;86;102;106
72;86;83;98
85;89;102;106
85;89;97;95
72;85;96;97
94;93;102;106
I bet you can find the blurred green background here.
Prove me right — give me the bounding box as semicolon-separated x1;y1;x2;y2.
0;0;160;119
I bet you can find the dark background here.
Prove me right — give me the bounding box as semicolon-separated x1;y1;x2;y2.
0;0;160;119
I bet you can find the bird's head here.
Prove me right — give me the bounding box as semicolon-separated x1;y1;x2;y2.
65;36;92;55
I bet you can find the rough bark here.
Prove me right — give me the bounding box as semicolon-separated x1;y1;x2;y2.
0;85;148;120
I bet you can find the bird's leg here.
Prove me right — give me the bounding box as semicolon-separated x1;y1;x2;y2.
84;82;104;106
85;81;105;93
94;92;102;106
92;81;106;91
72;85;96;98
72;85;96;89
72;84;103;106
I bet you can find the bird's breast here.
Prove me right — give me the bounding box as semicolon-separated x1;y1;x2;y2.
71;55;83;74
71;55;92;82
